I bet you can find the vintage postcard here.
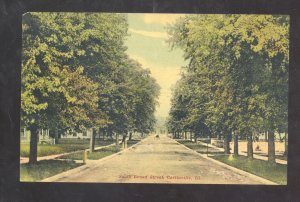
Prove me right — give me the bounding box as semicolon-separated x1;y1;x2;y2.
20;13;288;185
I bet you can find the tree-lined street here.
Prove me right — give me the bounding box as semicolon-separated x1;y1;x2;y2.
20;13;288;184
49;134;270;184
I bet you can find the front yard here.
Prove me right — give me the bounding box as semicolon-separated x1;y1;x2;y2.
20;139;142;181
20;139;115;157
177;139;287;185
20;160;83;182
212;154;287;185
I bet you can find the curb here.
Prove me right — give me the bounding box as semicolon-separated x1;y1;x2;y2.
41;138;146;182
174;139;278;185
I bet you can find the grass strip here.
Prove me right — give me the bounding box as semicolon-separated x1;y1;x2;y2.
58;146;118;160
20;139;115;157
177;139;287;185
58;139;141;160
177;139;224;155
20;160;83;182
211;154;287;185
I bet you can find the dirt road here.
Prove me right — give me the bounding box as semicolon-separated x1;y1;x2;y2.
53;134;268;184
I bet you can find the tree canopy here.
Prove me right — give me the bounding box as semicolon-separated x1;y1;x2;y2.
21;13;160;163
166;14;289;159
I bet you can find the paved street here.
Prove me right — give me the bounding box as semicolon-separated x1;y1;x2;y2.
53;134;267;184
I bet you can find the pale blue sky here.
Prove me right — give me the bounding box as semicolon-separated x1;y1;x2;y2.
125;14;187;118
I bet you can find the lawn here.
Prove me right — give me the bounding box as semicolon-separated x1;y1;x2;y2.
177;139;224;155
177;139;287;185
211;154;287;185
58;146;119;160
58;139;141;161
254;153;288;161
20;160;83;182
20;139;115;157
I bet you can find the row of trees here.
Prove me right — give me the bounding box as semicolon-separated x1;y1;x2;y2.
166;15;289;163
21;13;160;164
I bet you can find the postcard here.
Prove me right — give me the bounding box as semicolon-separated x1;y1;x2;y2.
20;13;288;185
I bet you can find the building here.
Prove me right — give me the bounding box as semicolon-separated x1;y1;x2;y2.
20;128;93;144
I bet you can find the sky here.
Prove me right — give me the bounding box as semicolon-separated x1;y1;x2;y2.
125;14;187;118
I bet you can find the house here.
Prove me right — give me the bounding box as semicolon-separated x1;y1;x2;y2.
20;128;93;144
20;128;54;144
60;129;93;139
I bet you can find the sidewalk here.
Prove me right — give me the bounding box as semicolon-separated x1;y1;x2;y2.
42;137;148;182
42;134;273;184
20;142;118;164
197;141;287;165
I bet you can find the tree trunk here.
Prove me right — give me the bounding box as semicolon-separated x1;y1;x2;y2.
278;133;282;142
115;133;120;150
98;127;102;140
190;132;193;141
268;130;276;164
108;128;113;140
184;131;187;139
223;135;230;154
92;133;96;149
234;134;239;156
284;132;287;156
54;129;59;144
89;128;95;153
29;126;39;164
247;133;253;159
265;131;268;142
129;132;132;140
121;134;127;143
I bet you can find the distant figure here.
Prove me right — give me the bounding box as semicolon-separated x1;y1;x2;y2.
154;134;160;139
255;145;261;151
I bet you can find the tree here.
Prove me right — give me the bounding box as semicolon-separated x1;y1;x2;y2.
167;14;288;160
22;12;161;161
21;13;124;162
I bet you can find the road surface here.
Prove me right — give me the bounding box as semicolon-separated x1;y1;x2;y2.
54;134;267;184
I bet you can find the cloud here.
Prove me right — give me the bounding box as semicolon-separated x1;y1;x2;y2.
128;28;168;39
143;14;185;25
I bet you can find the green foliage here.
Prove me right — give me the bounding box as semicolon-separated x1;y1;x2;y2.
21;13;160;143
21;13;105;132
167;15;288;139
